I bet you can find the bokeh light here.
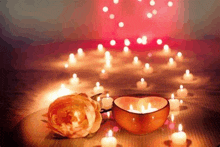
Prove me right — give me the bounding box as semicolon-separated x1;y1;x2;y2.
150;0;155;6
110;40;116;46
103;6;108;12
109;14;115;19
168;1;173;7
157;39;162;45
147;13;153;18
119;22;124;27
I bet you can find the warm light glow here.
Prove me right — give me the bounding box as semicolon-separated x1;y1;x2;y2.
103;6;108;12
177;52;182;57
141;105;145;113
78;48;83;54
64;64;69;68
148;103;151;109
98;44;103;51
186;69;190;74
73;73;77;78
141;78;145;82
96;82;100;87
69;53;76;63
180;100;183;104
150;0;155;6
157;39;162;45
124;46;129;52
168;1;173;7
106;60;111;67
178;124;183;132
134;56;138;62
119;22;124;27
113;0;119;4
142;40;147;45
105;51;110;57
97;96;100;102
124;39;130;46
142;36;147;41
152;9;157;15
107;111;110;118
171;93;175;99
147;13;153;18
110;40;116;46
108;130;113;137
180;85;183;89
164;44;169;51
129;104;133;110
101;69;105;73
137;38;142;44
145;63;150;69
138;0;142;2
106;93;110;98
171;114;174;122
109;14;115;19
61;84;65;88
169;58;174;63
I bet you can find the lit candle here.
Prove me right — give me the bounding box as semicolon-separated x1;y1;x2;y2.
183;69;193;81
70;73;79;85
171;124;187;145
175;52;183;61
77;48;85;58
177;85;188;97
169;93;180;111
167;58;177;68
69;53;76;63
157;39;162;45
99;69;108;79
107;111;110;119
123;46;131;56
104;59;112;69
137;38;142;44
144;63;153;74
105;51;112;60
163;44;171;54
124;39;130;46
57;84;71;97
132;56;141;66
98;44;105;53
127;104;141;113
137;78;147;89
110;40;116;46
64;63;69;68
140;103;158;113
101;130;117;147
93;82;104;94
101;93;114;110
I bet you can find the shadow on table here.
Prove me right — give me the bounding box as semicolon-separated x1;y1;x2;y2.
164;139;192;147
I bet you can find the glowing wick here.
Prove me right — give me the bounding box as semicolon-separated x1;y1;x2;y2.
186;69;190;75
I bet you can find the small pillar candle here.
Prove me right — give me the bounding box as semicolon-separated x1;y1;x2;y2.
183;69;193;81
100;69;108;79
167;58;177;68
163;44;171;54
69;53;76;63
77;48;85;58
169;93;180;111
177;85;188;97
101;93;114;110
98;44;105;53
70;73;79;85
144;63;153;74
101;130;117;147
93;82;104;94
175;52;183;61
137;78;147;89
123;47;131;56
132;56;141;66
57;84;71;97
171;124;187;145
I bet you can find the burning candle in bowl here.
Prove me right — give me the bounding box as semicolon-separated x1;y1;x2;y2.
112;96;170;134
183;69;194;81
101;93;114;110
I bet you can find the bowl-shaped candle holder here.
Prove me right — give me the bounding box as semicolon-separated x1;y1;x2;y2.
112;96;170;135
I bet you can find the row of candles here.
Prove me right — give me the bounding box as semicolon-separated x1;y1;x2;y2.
56;40;193;146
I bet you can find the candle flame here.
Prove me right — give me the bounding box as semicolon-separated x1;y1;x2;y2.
171;114;174;122
101;69;105;73
180;85;183;89
145;63;150;69
157;39;162;45
69;53;74;58
108;130;113;137
124;46;129;52
97;96;100;102
105;51;110;57
64;64;69;68
78;48;83;54
186;69;190;74
61;84;65;88
98;44;103;51
96;82;100;87
137;38;142;44
73;73;77;78
178;124;183;132
129;104;133;110
180;100;183;104
124;39;130;46
169;58;174;63
148;103;151;109
177;52;182;57
134;56;138;62
171;93;175;99
141;78;145;82
106;93;109;98
141;105;145;113
164;44;169;51
107;111;110;118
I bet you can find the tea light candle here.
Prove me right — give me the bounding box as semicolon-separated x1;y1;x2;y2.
167;58;177;68
101;130;117;147
57;84;71;97
123;47;131;56
169;93;180;111
132;56;141;66
177;85;188;97
69;53;76;63
171;124;187;145
163;44;171;54
93;82;104;94
183;69;193;81
77;48;85;57
101;93;114;110
100;69;108;79
137;78;147;89
70;73;79;85
98;44;105;53
140;103;158;113
128;104;141;113
144;63;153;74
175;52;183;61
105;60;112;69
105;51;112;60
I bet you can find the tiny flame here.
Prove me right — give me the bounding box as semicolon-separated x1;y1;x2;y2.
171;93;175;99
134;56;138;62
97;96;100;102
178;124;183;132
148;103;151;109
141;78;145;82
106;93;109;98
78;48;83;54
101;69;105;73
186;69;190;74
169;58;174;63
107;111;110;118
164;45;169;51
73;73;77;78
145;63;150;69
177;52;182;57
129;104;133;110
180;85;183;89
96;82;100;87
108;130;113;137
171;114;174;122
124;47;129;52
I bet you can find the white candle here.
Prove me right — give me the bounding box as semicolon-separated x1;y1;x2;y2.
101;93;114;110
144;63;153;74
177;85;188;97
100;69;109;79
101;130;117;147
167;58;177;68
77;48;85;58
93;82;104;94
98;44;105;53
175;52;183;61
140;103;158;113
171;124;187;145
137;78;147;89
123;46;131;56
163;44;171;54
70;73;79;85
132;56;141;66
169;93;180;111
183;69;193;81
127;104;141;113
69;53;76;63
